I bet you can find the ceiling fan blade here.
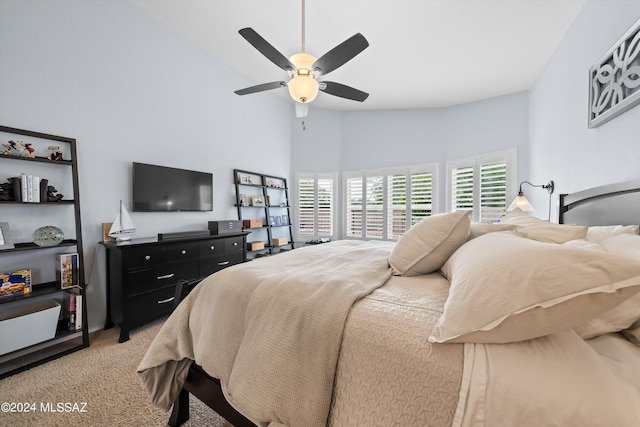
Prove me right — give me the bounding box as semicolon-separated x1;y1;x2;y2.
312;33;369;76
239;28;296;72
234;81;287;96
319;81;369;102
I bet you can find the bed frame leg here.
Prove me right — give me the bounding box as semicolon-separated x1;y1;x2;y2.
168;388;190;427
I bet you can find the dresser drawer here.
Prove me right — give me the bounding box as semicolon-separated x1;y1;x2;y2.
126;260;198;295
225;236;245;253
198;239;226;257
166;242;199;261
128;285;177;327
122;245;166;269
199;252;244;277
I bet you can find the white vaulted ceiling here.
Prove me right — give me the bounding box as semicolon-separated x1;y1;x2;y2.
132;0;585;110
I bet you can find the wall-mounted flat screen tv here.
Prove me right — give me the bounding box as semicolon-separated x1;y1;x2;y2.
132;162;213;212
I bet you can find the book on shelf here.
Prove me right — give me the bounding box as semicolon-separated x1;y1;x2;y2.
0;269;32;299
56;253;79;289
16;174;47;203
68;292;83;331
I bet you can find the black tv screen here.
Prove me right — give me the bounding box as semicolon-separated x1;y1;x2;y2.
133;162;213;212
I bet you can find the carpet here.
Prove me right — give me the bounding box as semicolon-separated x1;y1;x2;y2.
0;318;232;427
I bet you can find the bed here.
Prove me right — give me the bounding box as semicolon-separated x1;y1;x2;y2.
137;180;640;427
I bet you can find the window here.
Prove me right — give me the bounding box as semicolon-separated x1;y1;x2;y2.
294;173;336;240
344;163;438;240
447;149;516;223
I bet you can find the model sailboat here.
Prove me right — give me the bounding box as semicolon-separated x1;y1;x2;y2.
108;200;136;241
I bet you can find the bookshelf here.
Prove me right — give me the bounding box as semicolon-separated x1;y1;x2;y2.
233;169;295;259
0;125;89;379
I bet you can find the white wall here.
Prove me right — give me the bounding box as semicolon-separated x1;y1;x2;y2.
0;0;292;331
292;91;530;233
529;0;640;217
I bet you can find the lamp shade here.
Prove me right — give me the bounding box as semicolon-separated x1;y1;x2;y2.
288;52;319;103
507;195;535;211
288;75;319;103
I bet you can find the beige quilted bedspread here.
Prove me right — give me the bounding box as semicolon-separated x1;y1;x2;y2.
329;274;463;426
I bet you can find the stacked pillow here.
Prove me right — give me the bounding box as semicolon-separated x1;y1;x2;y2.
389;208;640;345
429;232;640;344
571;230;640;340
499;208;587;243
388;210;471;276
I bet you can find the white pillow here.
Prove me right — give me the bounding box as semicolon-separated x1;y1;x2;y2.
389;211;471;276
468;222;520;240
500;208;587;244
561;238;607;252
622;320;640;346
572;233;640;339
599;233;640;260
585;225;639;243
574;293;640;339
430;232;640;344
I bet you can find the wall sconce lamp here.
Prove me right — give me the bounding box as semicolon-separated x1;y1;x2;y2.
507;180;555;217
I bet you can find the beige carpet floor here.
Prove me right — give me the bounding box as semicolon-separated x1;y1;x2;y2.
0;318;232;427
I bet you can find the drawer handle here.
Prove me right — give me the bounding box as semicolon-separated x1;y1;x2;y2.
157;296;175;304
157;273;175;280
181;250;187;255
218;260;230;266
145;255;151;261
209;245;215;250
233;242;238;246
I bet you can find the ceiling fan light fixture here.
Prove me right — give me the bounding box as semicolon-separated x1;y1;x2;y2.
288;75;319;103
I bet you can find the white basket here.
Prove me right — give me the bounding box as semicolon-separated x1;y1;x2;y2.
0;300;61;356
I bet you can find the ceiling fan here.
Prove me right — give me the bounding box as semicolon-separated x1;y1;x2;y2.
234;0;370;117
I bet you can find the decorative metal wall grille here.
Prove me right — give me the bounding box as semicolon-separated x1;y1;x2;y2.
589;17;640;128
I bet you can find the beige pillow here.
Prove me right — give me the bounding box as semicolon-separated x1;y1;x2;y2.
586;225;639;243
574;293;640;339
599;233;640;260
430;232;640;344
561;238;607;252
468;222;520;240
622;320;640;346
572;233;640;339
500;208;587;244
389;211;471;276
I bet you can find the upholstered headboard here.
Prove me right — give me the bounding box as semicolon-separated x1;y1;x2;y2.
559;180;640;226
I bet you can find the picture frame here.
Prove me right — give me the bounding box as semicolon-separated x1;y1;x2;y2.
269;215;276;226
239;194;249;206
0;222;15;250
275;216;282;226
239;174;251;185
251;196;265;207
102;222;114;242
281;214;289;226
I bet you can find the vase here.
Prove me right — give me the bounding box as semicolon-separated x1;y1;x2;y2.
33;225;64;247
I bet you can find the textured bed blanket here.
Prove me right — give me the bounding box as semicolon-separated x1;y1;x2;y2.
137;240;393;427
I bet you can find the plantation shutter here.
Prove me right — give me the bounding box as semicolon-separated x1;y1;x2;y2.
479;161;507;223
365;176;384;239
317;177;333;235
346;176;363;237
410;172;433;225
345;164;437;240
297;178;315;236
295;174;336;239
451;166;474;212
387;174;407;239
447;150;514;223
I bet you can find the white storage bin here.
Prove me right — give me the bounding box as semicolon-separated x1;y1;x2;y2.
0;300;61;356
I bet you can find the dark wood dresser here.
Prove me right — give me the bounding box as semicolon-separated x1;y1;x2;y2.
100;232;248;342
